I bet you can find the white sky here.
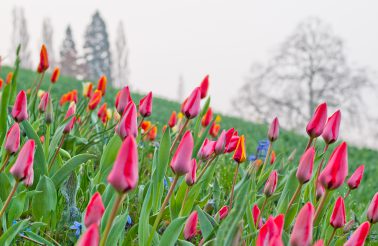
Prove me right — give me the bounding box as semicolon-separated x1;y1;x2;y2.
1;0;377;116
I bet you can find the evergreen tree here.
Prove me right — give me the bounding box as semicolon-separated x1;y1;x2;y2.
83;11;112;81
60;25;78;77
112;21;129;88
41;18;56;68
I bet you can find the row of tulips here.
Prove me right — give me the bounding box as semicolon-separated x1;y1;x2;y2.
0;44;377;246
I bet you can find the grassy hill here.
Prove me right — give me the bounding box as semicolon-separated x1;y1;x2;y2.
1;65;377;205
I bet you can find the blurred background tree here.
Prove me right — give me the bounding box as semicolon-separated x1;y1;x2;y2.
112;21;129;88
60;25;78;78
41;18;56;68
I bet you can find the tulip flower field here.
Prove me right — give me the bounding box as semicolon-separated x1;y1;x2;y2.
0;45;377;246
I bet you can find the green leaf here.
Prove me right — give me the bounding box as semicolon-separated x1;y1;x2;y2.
0;219;29;246
0;173;11;202
106;212;129;246
31;176;57;222
138;185;153;246
101;193;116;233
24;231;55;246
8;191;27;224
96;135;122;182
277;170;298;214
158;216;187;246
177;240;195;246
196;205;214;239
0;82;11;146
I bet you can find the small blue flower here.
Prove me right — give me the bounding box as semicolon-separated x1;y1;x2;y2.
70;221;82;238
248;154;257;162
256;139;270;160
127;215;132;225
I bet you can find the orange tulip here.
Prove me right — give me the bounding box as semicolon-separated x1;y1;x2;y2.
97;75;107;95
50;67;60;83
37;44;49;73
88;90;102;110
233;135;246;163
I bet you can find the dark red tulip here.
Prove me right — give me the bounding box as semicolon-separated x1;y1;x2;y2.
218;205;229;220
306;102;327;138
199;75;209;99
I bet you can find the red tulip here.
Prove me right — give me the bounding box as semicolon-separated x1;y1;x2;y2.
107;136;139;193
10;140;35;185
264;170;278;197
77;224;99;246
50;67;60;84
115;102;138;139
347;165;364;190
63;103;76;134
0;78;3;90
182;87;201;119
139;92;153;117
319;142;348;190
97;103;108;124
306;102;327;138
344;221;370;246
252;204;262;228
97;75;107;96
367;192;378;224
60;90;78;106
268;117;279;142
115;86;133;115
330;196;346;229
83;82;93;98
170;131;193;176
313;240;324;246
5;123;20;154
37;44;49;73
12;90;28;122
168;111;177;128
290;202;314;246
218;205;229;220
322;110;341;145
296;146;315;184
201;107;213;127
256;216;284;246
84;192;105;227
88;90;102;110
184;211;198;240
198;139;216;160
233;135;246;163
39;92;50;113
199;75;209;99
209;122;220;137
214;130;226;155
185;159;197;186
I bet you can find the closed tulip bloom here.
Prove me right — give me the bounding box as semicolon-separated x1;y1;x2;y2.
198;139;216;160
225;135;239;153
10;140;35;182
5;123;20;154
97;103;108;124
347;165;364;190
184;211;198;240
319;142;348;190
185;159;197;186
214;130;226;155
270;151;276;165
330;196;346;228
306;102;327;138
209;122;220;137
84;192;105;227
290;202;314;246
199;75;209;99
115;102;138;139
170;131;194;176
313;240;324;246
39;92;50;113
64;103;76;134
115;86;133;115
268;117;279;142
296;147;315;184
168;111;177;128
182;87;201;119
252;204;261;227
233;135;246;163
344;222;370;246
256;216;284;246
218;205;229;220
148;126;157;141
45;97;54;124
367;192;378;224
107;136;138;193
38;44;49;73
12;90;28;122
322;110;341;145
77;224;100;246
201;107;213;127
83;82;93;98
139;92;153;117
50;67;60;83
264;170;278;197
88;90;102;110
97;75;107;95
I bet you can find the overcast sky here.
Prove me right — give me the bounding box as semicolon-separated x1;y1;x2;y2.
1;0;377;115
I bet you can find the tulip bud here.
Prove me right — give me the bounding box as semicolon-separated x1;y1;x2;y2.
37;44;49;73
233;135;246;164
0;78;3;90
170;131;193;176
296;147;315;184
270;151;276;165
264;170;278;197
290;202;314;246
185;159;197;186
252;204;262;228
107;136;139;193
168;111;177;128
5;123;20;154
198;139;216;160
83;82;93;98
218;205;229;220
148;126;157;141
10;140;35;184
184;211;198;240
201;107;213;127
97;103;108;124
209;122;221;138
306;102;327;138
139;92;153;117
115;102;138;139
45;97;54;124
330;196;346;229
12;90;28;122
39;92;50;113
182;87;201;119
347;165;364;190
344;222;370;246
63;103;76;134
88;90;102;110
322;110;341;145
50;67;60;84
199;75;209;99
115;86;133;115
214;130;226;155
319;142;348;190
256;216;284;246
97;75;107;95
367;192;378;224
77;224;99;246
84;192;105;227
268;117;279;142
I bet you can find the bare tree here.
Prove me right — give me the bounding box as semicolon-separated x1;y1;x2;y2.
60;25;78;77
41;18;56;68
112;21;129;88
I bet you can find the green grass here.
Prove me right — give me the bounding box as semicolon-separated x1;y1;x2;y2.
1;65;377;206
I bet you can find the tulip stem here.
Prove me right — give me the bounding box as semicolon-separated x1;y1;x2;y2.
197;155;216;181
48;134;65;172
257;141;272;183
285;183;303;214
0;180;19;219
100;193;126;246
305;137;314;151
138;117;145;129
0;153;10;173
147;175;179;245
314;189;329;224
229;163;240;209
169;118;190;155
326;228;337;246
344;189;351;200
315;144;329;180
256;196;268;227
44;124;51;160
179;186;191;217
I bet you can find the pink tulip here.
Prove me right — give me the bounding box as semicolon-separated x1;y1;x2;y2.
182;87;201;119
330;196;346;229
313;240;324;246
306;102;327;138
198;139;215;161
115;86;133;115
347;165;364;190
319;142;348;190
344;221;370;246
170;131;193;176
214;130;226;155
5;123;20;154
296;147;315;184
77;224;100;246
63;103;76;134
225;135;239;153
256;216;284;246
39;92;50;113
139;92;153;117
218;205;229;220
12;90;28;122
10;139;35;184
290;202;314;246
322;110;341;145
199;75;209;99
184;211;198;240
268;117;279;142
107;136;139;193
84;192;105;227
252;204;262;228
264;170;278;197
185;159;197;186
367;192;378;224
115;102;138;139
